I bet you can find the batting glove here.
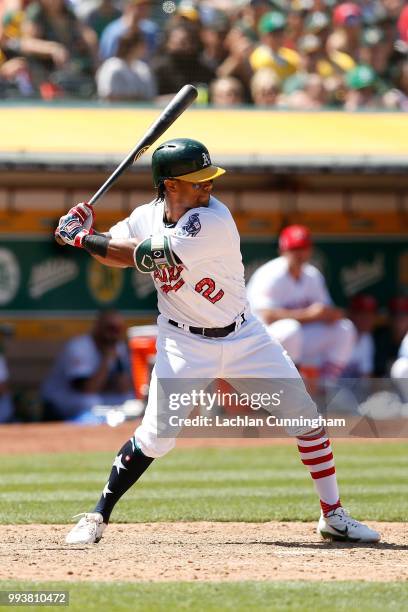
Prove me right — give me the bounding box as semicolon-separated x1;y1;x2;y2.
55;213;94;248
57;202;95;232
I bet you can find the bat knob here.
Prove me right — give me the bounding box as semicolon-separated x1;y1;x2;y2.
55;235;65;246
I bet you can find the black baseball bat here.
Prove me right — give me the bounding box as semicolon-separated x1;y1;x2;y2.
88;83;198;205
56;84;198;244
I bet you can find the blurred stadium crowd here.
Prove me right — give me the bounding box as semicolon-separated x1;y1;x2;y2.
0;0;408;109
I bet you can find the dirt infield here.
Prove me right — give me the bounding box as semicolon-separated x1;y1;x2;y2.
0;422;399;455
0;522;406;583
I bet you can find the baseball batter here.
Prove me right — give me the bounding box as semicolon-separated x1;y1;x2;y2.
247;225;356;379
55;139;379;545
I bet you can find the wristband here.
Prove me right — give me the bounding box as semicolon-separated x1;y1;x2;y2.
83;234;110;257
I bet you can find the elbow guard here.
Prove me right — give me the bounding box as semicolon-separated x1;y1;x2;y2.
134;235;178;273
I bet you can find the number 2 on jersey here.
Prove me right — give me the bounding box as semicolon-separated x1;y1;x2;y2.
195;278;224;304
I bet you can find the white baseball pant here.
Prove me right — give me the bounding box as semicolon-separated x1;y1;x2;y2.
134;313;319;458
268;318;356;368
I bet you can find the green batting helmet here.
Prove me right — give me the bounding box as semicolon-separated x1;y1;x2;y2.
151;138;225;187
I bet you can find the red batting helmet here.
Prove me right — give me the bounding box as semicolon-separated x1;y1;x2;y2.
279;225;312;252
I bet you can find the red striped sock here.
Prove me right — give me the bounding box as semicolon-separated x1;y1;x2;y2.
320;498;342;516
296;427;341;514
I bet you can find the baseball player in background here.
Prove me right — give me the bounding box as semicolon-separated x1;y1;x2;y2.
343;294;378;378
247;225;356;380
55;138;379;545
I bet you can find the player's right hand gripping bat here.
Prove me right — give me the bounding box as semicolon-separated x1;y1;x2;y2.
56;84;198;244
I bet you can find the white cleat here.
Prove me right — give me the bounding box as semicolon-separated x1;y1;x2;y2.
65;512;106;545
317;507;381;543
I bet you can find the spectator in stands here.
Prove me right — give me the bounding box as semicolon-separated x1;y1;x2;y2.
22;0;98;97
250;66;281;106
343;63;383;109
99;0;158;61
282;34;344;107
343;294;378;378
329;2;363;60
302;16;355;76
152;22;215;97
249;11;300;82
0;0;85;98
86;0;122;41
41;310;135;423
0;3;34;96
200;8;230;73
210;75;244;106
284;73;328;109
216;22;255;93
96;30;156;101
246;224;356;381
0;324;14;423
358;26;389;78
304;10;355;77
237;0;273;42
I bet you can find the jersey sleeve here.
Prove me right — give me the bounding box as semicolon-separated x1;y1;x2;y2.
109;206;145;241
168;210;231;270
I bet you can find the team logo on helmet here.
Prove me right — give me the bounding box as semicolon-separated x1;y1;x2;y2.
177;213;201;237
202;152;211;167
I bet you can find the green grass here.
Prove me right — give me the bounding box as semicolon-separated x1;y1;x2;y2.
0;581;407;612
0;443;407;524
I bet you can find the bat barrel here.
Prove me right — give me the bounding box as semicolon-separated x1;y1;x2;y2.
88;84;198;207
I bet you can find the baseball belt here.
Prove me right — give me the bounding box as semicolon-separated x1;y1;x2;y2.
168;313;246;338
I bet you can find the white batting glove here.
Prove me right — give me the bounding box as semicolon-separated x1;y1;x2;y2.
55;213;94;248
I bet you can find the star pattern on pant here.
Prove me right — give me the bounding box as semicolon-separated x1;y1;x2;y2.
113;454;127;474
102;482;112;498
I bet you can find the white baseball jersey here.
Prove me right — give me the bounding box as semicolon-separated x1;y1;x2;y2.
247;255;332;312
110;196;248;328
